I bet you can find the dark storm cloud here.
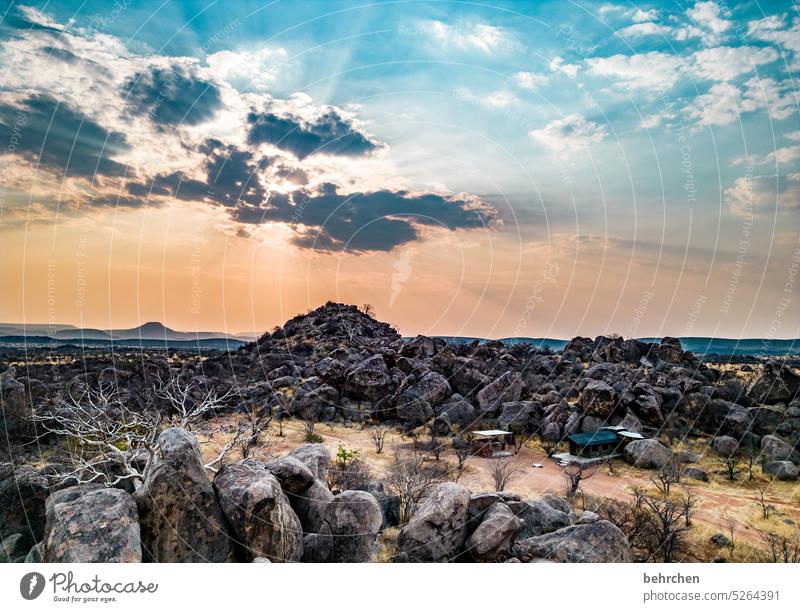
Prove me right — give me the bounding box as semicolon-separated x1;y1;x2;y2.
234;183;495;252
126;140;269;207
246;108;378;159
0;94;129;177
123;65;222;127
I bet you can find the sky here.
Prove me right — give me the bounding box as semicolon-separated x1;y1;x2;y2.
0;0;798;339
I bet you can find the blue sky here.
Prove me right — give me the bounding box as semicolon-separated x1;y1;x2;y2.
0;1;798;337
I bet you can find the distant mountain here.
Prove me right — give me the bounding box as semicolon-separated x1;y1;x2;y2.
0;322;255;342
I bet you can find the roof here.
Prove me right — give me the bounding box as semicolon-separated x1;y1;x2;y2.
567;430;620;446
473;429;513;437
618;430;644;439
601;425;626;431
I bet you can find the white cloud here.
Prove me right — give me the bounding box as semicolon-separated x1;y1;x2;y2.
529;113;607;154
483;90;515;108
513;71;548;90
685;82;741;126
787;131;800;142
549;56;579;78
453;87;515;109
633;8;659;23
690;46;778;81
425;20;509;53
205;47;288;91
586;51;684;90
725;174;800;216
616;22;672;39
598;4;658;23
686;1;731;44
748;16;800;69
685;76;797;127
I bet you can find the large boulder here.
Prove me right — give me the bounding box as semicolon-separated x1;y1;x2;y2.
345;355;394;401
134;428;234;562
263;456;314;494
43;485;141;562
440;395;478;430
750;361;800;404
395;482;471;562
0;464;50;545
288;444;331;481
0;371;34;450
0;532;29;562
287;478;334;534
624;439;673;469
476;372;523;417
711;436;739;458
289;382;339;421
580;380;619;418
760;435;800;465
513;520;632;562
465;502;523;562
402;371;452;406
763;461;798;481
497;401;543;433
308;490;383;562
213;464;303;562
508;498;572;538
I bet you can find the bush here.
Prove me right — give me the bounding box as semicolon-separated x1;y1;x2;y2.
327;445;372;492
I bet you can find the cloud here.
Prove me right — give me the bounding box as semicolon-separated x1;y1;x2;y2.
616;22;672;39
123;65;223;126
0;94;130;177
233;183;496;252
513;71;548;90
247;105;379;159
685;77;797;126
205;47;288;92
725;174;800;216
691;46;778;81
686;1;731;44
530;114;607;154
748;16;800;70
549;56;579;78
586;51;684;90
425;20;512;53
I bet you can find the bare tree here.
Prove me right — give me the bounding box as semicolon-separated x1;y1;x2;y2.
32;385;161;489
426;422;444;461
237;405;273;460
153;371;231;429
756;488;774;520
489;457;522;492
386;449;448;523
370;425;388;454
303;420;322;442
724;516;737;560
539;433;559;457
654;456;682;496
760;530;800;563
327;445;372;492
361;303;376;317
631;484;695;563
556;460;596;504
508;423;531;454
452;437;472;482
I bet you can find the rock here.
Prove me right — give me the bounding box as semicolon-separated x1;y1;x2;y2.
313;357;347;385
288;478;334;534
252;556;272;563
624;439;673;469
213;464;303;562
395;482;470;562
581;416;605;432
288;444;331;481
134;428;233;563
345;355;394;401
576;511;600;524
263;456;314;494
313;490;383;562
761;435;800;465
580;380;618;418
539;494;571;515
0;371;35;449
364;482;401;529
498;401;543;433
750;361;800;404
710;533;731;547
43;485;141;562
465;502;523;562
507;499;571;538
513;521;632;563
402;371;451;406
440;395;478;430
0;465;50;544
763;461;799;481
289;383;339;421
619;412;643;433
24;542;43;563
396;397;434;428
476;372;523;416
711;436;740;458
683;467;709;482
1;532;28;562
